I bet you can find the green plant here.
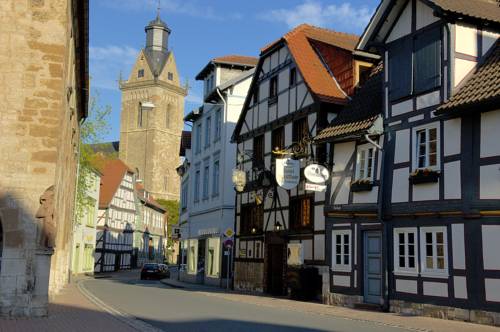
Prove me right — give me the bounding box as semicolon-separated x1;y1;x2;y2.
155;199;179;248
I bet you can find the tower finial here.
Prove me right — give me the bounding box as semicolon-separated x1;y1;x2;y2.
156;0;161;19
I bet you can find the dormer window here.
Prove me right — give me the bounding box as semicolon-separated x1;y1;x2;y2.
138;69;144;78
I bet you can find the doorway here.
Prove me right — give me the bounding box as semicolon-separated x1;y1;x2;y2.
114;253;121;271
267;244;285;295
363;231;382;304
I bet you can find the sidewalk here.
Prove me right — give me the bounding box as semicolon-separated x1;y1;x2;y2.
160;276;500;332
0;278;138;332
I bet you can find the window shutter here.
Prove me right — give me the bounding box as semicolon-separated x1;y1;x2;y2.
414;27;441;94
388;37;412;101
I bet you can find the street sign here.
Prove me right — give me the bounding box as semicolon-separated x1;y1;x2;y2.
223;238;233;248
305;182;327;192
304;164;330;183
224;228;234;238
275;158;300;190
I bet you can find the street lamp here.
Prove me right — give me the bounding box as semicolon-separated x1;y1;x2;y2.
275;221;282;231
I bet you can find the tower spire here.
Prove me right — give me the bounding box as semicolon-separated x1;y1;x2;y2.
156;0;161;19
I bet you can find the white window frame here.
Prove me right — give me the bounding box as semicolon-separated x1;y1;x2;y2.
212;159;220;196
393;227;418;275
196;123;202;154
412;123;440;171
355;144;376;181
419;226;448;278
332;229;352;272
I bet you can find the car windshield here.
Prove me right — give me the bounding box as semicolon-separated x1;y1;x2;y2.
143;264;158;269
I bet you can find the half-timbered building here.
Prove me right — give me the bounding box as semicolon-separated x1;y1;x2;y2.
339;0;500;323
232;24;375;297
95;159;137;272
315;63;384;306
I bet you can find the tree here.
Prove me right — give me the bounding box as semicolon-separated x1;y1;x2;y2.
155;199;179;236
75;91;112;219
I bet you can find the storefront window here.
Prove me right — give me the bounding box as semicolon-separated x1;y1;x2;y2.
187;240;198;274
206;237;220;277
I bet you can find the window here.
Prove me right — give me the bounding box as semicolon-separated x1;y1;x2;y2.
137;104;143;128
206;238;220;277
289;197;312;230
332;230;351;271
240;204;263;235
293;117;309;143
196;123;202;154
203;164;209;199
271;126;285;152
181;181;188;210
205;117;211;147
253;135;264;168
194;169;200;202
414;125;439;170
168;72;173;81
269;76;278;103
188;240;198;274
83;245;93;271
356;146;375;180
357;65;371;87
289;67;297;86
138;69;144;78
214;109;221;141
388;27;441;101
394;228;418;274
420;227;448;276
212;159;220;196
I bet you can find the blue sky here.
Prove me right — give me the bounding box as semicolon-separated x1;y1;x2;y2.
90;0;379;142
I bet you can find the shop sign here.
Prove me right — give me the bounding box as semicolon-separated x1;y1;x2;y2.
305;182;327;192
304;164;330;184
275;158;300;190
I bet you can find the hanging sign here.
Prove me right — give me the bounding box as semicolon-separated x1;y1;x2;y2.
304;164;330;184
275;158;300;190
305;182;327;192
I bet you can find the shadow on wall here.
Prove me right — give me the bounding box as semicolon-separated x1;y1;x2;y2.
0;190;55;317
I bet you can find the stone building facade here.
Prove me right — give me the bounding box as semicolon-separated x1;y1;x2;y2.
0;0;88;317
119;14;187;201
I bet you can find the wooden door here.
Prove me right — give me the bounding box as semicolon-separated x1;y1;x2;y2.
267;244;285;295
363;231;382;304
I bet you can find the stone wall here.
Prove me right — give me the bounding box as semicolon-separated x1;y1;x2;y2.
234;261;264;293
0;0;84;317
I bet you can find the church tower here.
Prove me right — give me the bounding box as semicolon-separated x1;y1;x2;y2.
119;12;187;201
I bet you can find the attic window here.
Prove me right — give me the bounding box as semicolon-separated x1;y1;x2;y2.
138;69;144;78
168;72;174;81
357;65;371;87
269;76;278;104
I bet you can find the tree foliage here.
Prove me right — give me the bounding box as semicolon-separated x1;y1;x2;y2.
156;199;180;248
75;92;112;220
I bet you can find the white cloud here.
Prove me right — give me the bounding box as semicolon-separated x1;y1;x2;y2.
90;45;139;90
260;0;373;32
99;0;242;21
185;92;203;104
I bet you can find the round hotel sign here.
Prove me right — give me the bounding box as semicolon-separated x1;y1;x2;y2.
275;158;300;190
304;164;330;184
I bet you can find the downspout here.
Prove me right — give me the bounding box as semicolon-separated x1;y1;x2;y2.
366;131;390;312
216;87;229;288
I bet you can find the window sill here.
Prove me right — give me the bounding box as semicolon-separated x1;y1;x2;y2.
331;266;351;273
420;271;449;279
393;270;419;277
409;169;440;185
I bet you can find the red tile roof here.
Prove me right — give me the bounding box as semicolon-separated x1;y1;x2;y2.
97;159;134;209
429;0;500;25
262;24;359;103
212;55;259;67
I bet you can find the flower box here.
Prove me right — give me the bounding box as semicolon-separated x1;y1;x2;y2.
409;169;440;185
350;180;373;192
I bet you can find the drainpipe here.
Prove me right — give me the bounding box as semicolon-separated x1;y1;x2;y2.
366;132;390;312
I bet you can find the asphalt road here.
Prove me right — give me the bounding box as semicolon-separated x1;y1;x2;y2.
83;271;409;332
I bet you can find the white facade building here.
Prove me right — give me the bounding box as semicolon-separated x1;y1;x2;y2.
179;55;257;286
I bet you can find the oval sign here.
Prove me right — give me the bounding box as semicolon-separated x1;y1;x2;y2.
304;164;330;184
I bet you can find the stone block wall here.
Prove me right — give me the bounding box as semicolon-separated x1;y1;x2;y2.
234;261;264;293
0;0;84;317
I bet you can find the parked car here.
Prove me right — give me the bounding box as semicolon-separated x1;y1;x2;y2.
140;263;170;280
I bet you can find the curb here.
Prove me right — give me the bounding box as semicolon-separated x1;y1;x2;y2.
77;279;163;332
159;279;185;289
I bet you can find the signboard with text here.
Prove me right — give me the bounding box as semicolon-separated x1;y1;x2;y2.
275;158;300;190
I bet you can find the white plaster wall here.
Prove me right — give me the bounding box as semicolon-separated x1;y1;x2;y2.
333;275;350;287
423;281;448;297
278;68;289;93
331;176;351;205
333;142;355;171
264;131;271;153
416;0;438;30
392;168;409;203
454;276;468;299
485;279;500;302
303;239;313;260
314;234;325;261
278;91;289;118
444;161;461;200
269;104;277;122
451;223;466;270
303;92;314;108
482;225;500;270
455;24;478;56
259;80;269;101
285;123;292;146
279;46;290;64
391;99;413;117
296;83;308;110
353;187;379;204
454;58;476;87
480;110;500;158
396;279;418;294
480;164;500;199
482;30;499;55
416;90;440;110
413;181;439;201
258;102;268;128
270;50;279;70
394;129;410;163
314;205;324;231
444;118;461;156
386;0;411;43
289;87;297;113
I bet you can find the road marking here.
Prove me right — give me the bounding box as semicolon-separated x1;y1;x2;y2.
77;279;164;332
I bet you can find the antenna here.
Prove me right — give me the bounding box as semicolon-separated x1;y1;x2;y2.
156;0;161;18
